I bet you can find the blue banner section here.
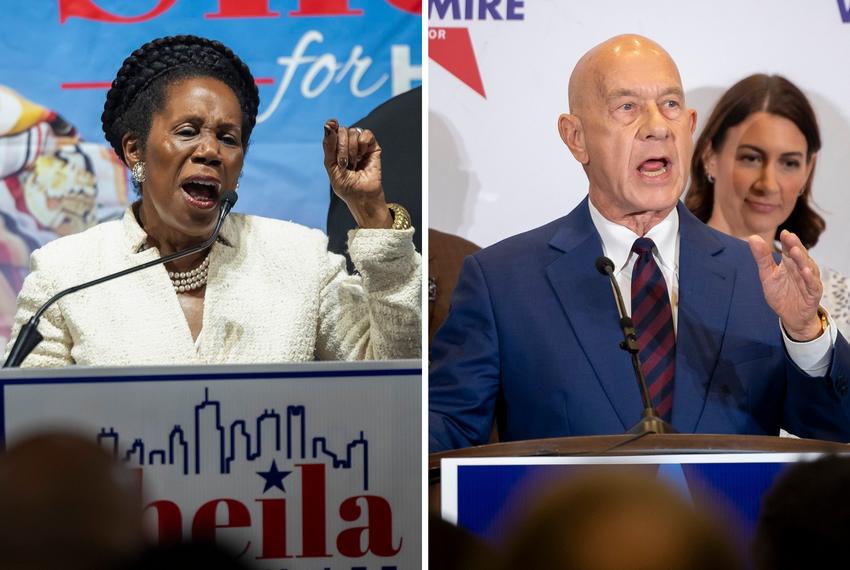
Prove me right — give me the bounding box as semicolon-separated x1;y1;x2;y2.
0;0;421;346
456;461;788;549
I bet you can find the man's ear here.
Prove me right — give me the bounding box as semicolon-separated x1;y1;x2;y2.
688;107;697;135
558;113;588;164
122;133;142;166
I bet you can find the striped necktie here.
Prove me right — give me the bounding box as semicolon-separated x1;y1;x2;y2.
630;237;675;422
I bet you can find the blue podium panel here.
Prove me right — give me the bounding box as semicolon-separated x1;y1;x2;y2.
441;454;829;553
0;360;421;570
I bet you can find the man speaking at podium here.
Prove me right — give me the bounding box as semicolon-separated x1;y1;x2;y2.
429;34;850;451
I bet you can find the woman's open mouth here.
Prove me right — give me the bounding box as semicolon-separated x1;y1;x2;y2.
181;178;220;210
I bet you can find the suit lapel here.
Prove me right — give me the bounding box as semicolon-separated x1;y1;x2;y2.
545;199;643;431
673;204;736;433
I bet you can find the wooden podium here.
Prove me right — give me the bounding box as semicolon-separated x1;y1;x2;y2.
429;433;848;509
432;434;849;566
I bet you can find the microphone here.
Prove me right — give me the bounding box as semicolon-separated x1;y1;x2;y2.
3;191;238;368
595;255;677;435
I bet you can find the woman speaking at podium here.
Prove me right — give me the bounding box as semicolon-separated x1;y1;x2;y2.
3;35;420;366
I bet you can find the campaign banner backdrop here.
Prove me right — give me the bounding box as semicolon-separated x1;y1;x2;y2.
0;360;421;569
429;0;850;276
0;0;422;349
441;454;824;559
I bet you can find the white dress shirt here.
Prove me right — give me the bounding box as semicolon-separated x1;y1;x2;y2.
587;199;835;377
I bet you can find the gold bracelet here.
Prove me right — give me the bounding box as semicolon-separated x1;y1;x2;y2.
817;305;829;336
387;203;412;230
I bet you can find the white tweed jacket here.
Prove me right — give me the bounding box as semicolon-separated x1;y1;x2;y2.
5;208;421;366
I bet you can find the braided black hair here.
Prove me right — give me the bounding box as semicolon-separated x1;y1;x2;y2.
101;35;259;164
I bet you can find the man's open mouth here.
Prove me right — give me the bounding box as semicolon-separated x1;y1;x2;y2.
638;158;670;178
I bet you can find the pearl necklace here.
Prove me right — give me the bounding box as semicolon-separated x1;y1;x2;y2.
168;252;210;293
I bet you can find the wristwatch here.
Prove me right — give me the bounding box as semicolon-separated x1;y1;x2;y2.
816;305;829;336
787;306;829;342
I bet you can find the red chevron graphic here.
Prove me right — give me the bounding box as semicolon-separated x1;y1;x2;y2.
428;27;486;98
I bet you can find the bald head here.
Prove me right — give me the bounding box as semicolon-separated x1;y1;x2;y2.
568;35;682;115
557;34;696;235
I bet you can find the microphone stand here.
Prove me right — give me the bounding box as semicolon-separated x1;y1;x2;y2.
3;191;238;368
595;257;677;435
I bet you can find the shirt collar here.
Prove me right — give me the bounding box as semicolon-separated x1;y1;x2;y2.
122;203;237;254
588;199;679;275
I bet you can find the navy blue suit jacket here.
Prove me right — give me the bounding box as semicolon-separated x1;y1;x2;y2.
429;199;850;451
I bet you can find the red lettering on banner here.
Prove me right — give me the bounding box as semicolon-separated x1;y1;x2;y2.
137;460;403;560
337;496;402;557
192;499;252;553
144;500;183;543
256;499;292;559
60;0;423;23
297;463;331;557
290;0;363;17
387;0;422;14
205;0;279;19
59;0;176;24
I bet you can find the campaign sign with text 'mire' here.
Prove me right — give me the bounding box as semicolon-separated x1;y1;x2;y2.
0;360;421;570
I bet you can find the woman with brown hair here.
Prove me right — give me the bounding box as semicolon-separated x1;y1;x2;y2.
686;74;849;337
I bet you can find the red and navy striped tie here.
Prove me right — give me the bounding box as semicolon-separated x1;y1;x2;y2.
630;238;675;422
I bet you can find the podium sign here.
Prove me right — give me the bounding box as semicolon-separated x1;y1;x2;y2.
441;454;826;548
0;360;421;570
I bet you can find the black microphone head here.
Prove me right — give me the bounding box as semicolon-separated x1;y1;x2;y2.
220;190;238;209
595;256;615;276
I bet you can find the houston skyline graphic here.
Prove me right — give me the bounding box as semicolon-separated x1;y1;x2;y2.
97;387;371;490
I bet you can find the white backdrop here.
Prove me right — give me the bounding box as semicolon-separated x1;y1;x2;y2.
428;0;850;276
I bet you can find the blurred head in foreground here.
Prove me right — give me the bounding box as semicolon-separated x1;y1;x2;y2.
0;431;144;570
754;455;850;570
430;513;498;570
122;541;256;570
500;471;742;570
